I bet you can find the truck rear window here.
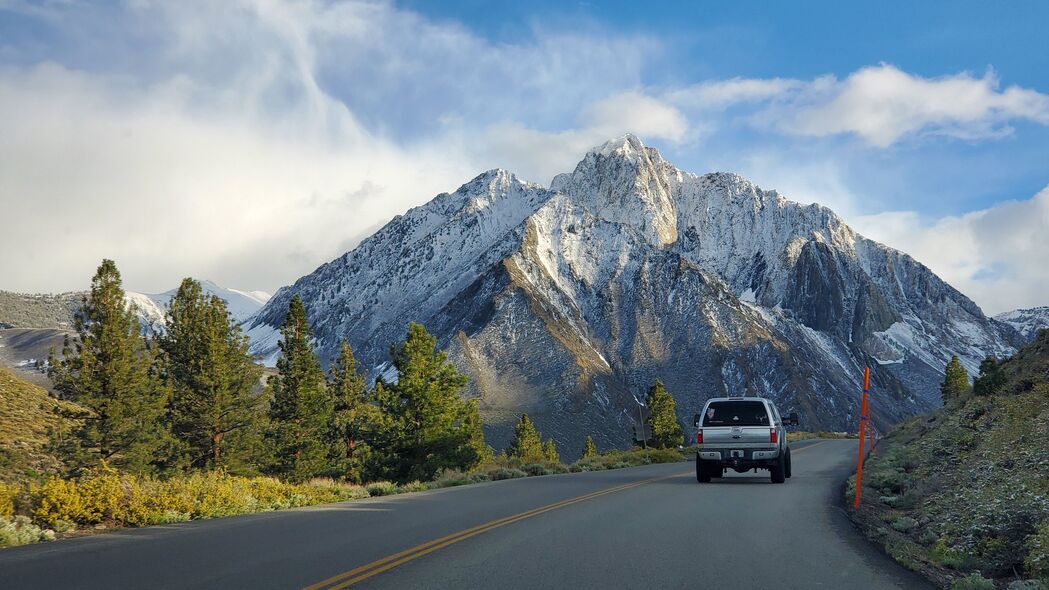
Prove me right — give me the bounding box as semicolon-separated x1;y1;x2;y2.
702;401;770;426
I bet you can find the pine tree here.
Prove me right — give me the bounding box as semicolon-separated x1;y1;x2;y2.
266;295;333;482
161;278;264;472
48;259;170;474
646;379;684;449
376;323;484;482
940;355;969;404
328;340;385;481
581;435;598;460
542;439;560;463
507;414;544;463
973;356;1007;397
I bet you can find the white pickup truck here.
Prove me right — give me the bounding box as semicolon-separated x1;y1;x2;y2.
692;397;798;484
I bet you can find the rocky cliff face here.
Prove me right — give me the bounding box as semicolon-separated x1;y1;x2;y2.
246;135;1019;451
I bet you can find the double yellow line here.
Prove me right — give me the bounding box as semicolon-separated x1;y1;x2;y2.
304;471;686;590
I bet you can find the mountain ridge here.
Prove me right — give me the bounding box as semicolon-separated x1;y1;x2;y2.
246;135;1022;450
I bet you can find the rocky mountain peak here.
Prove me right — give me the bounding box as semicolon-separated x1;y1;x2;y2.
551;134;681;246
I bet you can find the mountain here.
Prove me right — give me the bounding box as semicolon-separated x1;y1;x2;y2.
245;135;1018;450
994;306;1049;341
125;281;271;331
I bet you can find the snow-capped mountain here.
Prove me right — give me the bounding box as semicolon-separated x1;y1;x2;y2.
994;307;1049;340
246;135;1019;450
127;280;270;331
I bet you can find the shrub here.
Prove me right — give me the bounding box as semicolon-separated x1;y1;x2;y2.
30;467;371;529
0;515;53;547
522;464;549;477
1026;523;1049;579
891;516;919;533
0;482;17;517
487;468;526;481
365;481;399;497
950;573;994;590
399;481;429;493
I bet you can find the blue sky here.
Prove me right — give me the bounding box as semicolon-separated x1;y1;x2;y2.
1;0;1047;313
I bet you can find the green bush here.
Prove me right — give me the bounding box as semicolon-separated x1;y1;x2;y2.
365;481;399;497
1026;523;1049;579
0;516;53;547
522;464;550;477
892;516;919;533
399;481;429;493
487;468;526;481
950;573;995;590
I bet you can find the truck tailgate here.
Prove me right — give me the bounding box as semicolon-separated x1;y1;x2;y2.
702;426;772;447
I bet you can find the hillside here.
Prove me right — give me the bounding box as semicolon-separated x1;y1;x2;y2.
850;329;1049;588
246;135;1020;451
0;292;81;330
0;367;82;483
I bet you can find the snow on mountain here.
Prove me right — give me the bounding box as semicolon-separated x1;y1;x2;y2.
245;135;1019;450
994;307;1049;340
126;280;270;331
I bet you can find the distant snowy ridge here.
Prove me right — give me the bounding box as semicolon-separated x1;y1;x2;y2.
245;135;1019;449
994;307;1049;340
126;280;270;331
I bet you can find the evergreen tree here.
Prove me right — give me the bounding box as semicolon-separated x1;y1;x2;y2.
581;435;598;460
48;259;170;474
542;438;560;463
973;356;1007;397
266;295;333;482
375;323;484;482
161;279;264;472
507;414;544;463
646;379;684;449
940;355;969;404
328;340;385;482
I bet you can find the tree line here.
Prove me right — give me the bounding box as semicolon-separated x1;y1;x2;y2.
47;259;689;485
48;260;489;484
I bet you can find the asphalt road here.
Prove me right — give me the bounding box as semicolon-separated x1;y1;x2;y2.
0;439;932;589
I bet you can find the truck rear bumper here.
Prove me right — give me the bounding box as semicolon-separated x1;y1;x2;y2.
698;448;780;464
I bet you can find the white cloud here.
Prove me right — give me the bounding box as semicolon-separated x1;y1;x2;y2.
853;187;1049;314
0;0;660;293
775;65;1049;147
666;77;803;109
667;65;1049;147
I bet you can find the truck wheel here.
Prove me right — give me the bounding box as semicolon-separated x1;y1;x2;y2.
770;454;786;484
785;448;792;479
696;459;711;483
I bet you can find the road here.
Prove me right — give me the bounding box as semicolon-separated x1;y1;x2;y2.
0;439;931;589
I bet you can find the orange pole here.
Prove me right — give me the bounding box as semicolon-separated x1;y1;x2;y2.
853;367;870;509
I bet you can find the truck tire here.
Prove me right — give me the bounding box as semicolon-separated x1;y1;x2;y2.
696;459;711;483
770;453;786;484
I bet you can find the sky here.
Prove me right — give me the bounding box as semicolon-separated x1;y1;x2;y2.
1;0;1047;314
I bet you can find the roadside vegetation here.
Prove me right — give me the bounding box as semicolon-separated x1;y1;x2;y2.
849;332;1049;589
0;259;688;548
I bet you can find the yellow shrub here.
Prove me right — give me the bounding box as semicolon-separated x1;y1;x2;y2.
0;482;19;517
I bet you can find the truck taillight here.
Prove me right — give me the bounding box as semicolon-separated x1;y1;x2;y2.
770;428;778;444
696;429;703;444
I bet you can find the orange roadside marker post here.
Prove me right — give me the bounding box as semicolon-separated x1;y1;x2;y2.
853;366;871;510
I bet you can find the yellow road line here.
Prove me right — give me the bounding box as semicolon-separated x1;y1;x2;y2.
304;471;686;590
306;440;833;589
